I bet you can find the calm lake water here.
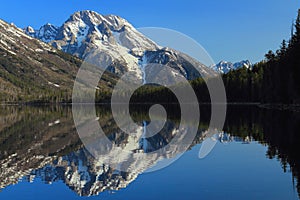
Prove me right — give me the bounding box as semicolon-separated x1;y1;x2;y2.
0;105;299;200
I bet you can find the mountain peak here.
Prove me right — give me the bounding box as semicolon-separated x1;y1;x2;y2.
23;10;214;81
218;60;231;65
212;60;252;74
25;10;159;58
25;26;35;33
66;10;129;31
68;10;100;22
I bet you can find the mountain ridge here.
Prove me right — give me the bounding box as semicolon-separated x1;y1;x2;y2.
211;60;252;74
24;10;216;81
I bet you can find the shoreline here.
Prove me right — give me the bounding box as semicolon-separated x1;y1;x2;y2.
1;102;300;111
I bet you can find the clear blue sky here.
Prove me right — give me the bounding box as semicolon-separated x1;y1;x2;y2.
0;0;299;63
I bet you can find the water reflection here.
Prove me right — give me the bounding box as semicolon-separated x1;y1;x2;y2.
0;105;299;198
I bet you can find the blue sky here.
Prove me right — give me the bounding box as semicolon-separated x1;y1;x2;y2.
0;0;298;63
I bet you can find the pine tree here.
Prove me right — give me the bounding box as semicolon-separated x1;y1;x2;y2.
290;9;300;46
295;9;300;41
265;50;276;62
278;40;287;58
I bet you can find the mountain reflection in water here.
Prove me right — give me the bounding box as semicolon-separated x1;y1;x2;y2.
0;105;299;198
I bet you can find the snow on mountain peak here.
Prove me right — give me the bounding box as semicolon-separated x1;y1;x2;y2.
212;60;252;74
27;10;159;59
25;26;35;34
24;10;216;81
24;23;59;43
67;10;131;31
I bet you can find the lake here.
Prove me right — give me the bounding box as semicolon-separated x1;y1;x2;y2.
0;105;299;199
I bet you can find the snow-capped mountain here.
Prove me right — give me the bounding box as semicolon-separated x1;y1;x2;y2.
211;60;252;74
25;23;59;43
25;10;216;81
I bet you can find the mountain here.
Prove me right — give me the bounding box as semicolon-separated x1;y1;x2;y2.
26;11;158;58
25;23;59;43
1;10;216;103
211;60;252;74
25;10;216;81
0;19;116;103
